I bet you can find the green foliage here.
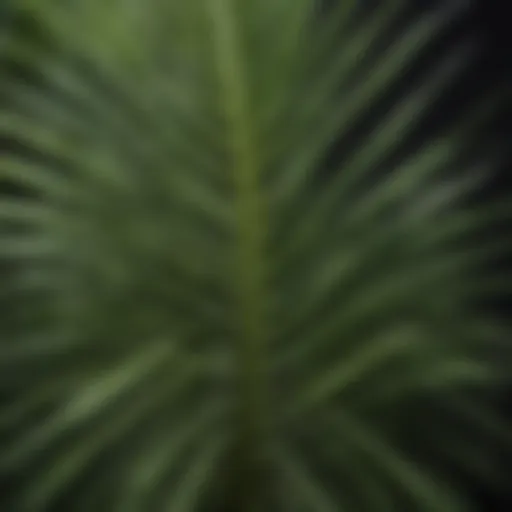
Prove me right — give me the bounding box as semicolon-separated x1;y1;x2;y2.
0;0;511;510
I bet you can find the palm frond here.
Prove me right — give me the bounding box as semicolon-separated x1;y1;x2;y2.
0;0;510;510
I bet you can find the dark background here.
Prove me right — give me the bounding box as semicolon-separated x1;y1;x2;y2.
414;0;511;509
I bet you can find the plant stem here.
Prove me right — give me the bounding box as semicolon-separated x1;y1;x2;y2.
208;0;272;509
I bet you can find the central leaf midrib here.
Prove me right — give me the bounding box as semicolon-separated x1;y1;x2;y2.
207;0;271;507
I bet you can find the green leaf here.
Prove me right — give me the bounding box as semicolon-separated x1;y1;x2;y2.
277;443;339;512
319;409;471;511
0;0;509;510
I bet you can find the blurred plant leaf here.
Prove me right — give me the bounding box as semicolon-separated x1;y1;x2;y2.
0;0;510;510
